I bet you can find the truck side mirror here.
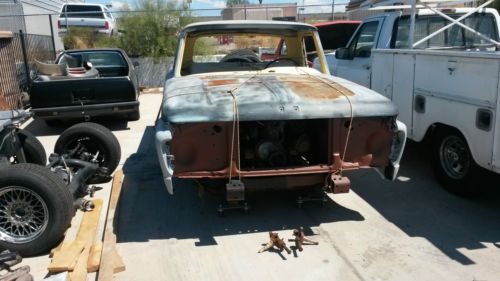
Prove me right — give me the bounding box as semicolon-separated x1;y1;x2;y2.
133;61;139;67
335;47;352;60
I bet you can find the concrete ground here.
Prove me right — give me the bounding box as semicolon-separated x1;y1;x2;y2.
22;93;500;281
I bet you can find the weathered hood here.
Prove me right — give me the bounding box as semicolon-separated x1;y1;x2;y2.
162;67;397;123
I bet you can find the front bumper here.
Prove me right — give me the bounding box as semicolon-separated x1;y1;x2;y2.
382;120;407;181
32;101;139;120
155;120;175;194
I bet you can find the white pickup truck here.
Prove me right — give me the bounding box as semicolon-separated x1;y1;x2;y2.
58;3;117;36
318;7;500;195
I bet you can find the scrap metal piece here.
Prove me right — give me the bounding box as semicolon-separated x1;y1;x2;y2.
292;227;318;252
331;174;351;194
0;265;33;281
0;251;21;271
258;232;291;254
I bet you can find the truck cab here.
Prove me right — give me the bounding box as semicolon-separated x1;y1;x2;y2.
328;8;499;87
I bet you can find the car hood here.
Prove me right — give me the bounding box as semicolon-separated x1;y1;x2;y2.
161;67;397;123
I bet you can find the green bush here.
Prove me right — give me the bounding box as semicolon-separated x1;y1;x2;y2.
63;0;192;58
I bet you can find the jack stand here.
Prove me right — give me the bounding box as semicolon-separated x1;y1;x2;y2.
217;180;249;216
296;189;328;208
292;227;319;251
258;232;291;254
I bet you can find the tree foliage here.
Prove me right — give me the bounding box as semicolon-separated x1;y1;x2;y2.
117;0;192;57
62;0;192;58
226;0;250;6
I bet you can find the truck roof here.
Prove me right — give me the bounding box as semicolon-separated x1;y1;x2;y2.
182;20;317;34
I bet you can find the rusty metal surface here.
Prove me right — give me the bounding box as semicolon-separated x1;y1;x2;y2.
0;35;21;110
162;68;398;123
169;117;394;187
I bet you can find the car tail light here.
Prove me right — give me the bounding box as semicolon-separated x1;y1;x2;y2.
105;21;109;30
58;20;61;29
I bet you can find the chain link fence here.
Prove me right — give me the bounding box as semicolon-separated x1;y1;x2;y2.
0;31;55;110
12;32;56;89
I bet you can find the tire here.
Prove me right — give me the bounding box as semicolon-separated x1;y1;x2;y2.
54;122;121;173
17;129;47;165
128;110;140;121
0;164;73;256
431;128;482;196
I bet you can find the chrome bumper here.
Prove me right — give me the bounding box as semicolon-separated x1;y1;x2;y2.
155;120;175;194
383;120;407;180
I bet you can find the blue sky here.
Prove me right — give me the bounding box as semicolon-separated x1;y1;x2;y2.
87;0;348;12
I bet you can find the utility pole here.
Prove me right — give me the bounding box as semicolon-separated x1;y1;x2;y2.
331;0;335;21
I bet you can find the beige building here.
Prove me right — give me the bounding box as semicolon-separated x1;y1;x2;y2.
222;3;298;21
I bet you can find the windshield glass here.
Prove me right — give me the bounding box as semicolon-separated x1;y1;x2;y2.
181;32;308;76
60;5;104;19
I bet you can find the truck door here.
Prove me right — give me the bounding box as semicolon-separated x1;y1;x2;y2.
494;88;500;173
333;19;382;88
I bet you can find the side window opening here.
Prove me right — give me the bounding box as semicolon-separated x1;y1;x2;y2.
349;21;379;58
303;35;318;67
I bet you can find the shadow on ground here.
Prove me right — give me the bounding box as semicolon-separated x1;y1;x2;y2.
349;140;500;265
24;117;131;137
116;126;500;265
117;126;364;247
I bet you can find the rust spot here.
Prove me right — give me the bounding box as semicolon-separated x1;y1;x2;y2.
206;79;239;86
283;77;354;99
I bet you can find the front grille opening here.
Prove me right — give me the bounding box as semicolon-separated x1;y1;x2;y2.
239;119;329;169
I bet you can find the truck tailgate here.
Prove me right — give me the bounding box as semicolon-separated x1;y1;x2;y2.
30;77;136;108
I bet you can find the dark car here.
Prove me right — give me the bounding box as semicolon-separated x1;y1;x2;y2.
30;48;140;125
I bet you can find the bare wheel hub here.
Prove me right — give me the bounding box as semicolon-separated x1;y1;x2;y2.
439;136;471;180
0;187;49;243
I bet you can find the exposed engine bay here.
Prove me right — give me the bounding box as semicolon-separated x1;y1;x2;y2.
239;119;329;169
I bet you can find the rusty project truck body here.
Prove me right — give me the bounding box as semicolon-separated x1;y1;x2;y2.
155;21;407;196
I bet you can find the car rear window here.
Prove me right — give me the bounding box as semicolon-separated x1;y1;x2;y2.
59;52;126;67
60;5;104;19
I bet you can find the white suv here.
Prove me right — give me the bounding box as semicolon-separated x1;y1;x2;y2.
58;3;117;36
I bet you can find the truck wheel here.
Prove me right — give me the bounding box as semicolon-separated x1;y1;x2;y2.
0;164;73;256
54;122;121;173
432;128;481;196
17;129;47;165
128;110;140;121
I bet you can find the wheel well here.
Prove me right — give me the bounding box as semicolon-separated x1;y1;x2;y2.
426;123;480;166
423;123;464;143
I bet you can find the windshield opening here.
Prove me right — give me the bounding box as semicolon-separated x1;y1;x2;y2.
181;32;308;76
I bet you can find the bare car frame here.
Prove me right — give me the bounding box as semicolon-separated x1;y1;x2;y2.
155;21;407;199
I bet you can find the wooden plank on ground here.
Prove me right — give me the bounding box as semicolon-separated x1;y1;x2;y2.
69;199;103;281
87;242;103;273
112;248;126;273
47;241;85;272
50;242;70;258
97;170;125;281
